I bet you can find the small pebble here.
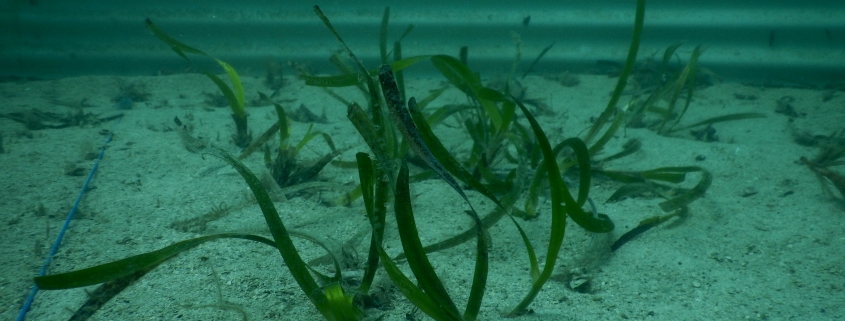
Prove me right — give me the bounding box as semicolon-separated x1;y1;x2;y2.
740;187;758;197
116;96;133;110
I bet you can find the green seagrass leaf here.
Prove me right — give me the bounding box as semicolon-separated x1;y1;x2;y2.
394;163;463;320
35;233;275;290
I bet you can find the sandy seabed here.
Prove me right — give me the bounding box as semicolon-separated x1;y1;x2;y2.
0;70;843;320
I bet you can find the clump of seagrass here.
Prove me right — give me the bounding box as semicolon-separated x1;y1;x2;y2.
800;129;845;199
145;19;252;148
263;103;339;189
624;44;764;140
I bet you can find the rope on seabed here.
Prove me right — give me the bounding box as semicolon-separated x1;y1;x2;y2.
16;116;121;321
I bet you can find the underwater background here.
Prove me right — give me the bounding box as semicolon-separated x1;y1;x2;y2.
1;1;843;320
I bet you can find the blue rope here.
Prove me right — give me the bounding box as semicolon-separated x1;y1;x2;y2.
16;118;120;321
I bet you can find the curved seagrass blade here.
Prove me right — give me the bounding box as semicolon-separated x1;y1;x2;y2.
656;167;712;212
34;234;274;321
583;0;645;150
145;19;250;147
35;234;273;290
600;166;713;212
603;166;712;251
508;96;614;316
393;162;464;320
407;96;507;211
144;19;245;118
611;206;689;252
372;162;490;321
210;146;363;320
